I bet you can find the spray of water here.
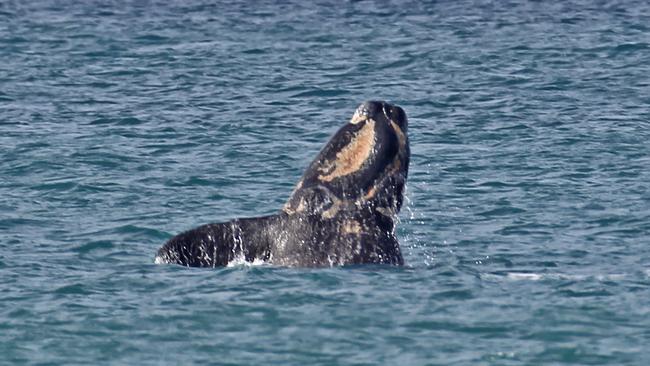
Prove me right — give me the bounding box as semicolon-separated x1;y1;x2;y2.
401;182;436;267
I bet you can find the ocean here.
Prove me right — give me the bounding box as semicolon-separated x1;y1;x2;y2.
1;0;649;364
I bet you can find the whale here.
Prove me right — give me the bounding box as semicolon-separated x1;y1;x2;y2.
155;100;410;267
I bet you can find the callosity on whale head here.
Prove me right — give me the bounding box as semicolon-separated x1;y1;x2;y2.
283;100;410;220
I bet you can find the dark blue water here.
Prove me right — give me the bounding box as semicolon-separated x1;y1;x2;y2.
2;0;649;364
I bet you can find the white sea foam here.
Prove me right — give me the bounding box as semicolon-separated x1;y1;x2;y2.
226;253;269;267
500;272;628;282
506;272;542;281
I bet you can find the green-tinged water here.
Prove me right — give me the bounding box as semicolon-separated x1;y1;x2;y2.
1;1;649;364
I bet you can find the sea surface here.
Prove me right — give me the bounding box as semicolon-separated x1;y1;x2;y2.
1;0;649;365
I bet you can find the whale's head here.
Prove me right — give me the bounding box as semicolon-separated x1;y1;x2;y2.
284;101;410;220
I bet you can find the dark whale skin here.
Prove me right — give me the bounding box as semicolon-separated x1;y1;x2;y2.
155;210;402;267
156;101;409;267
